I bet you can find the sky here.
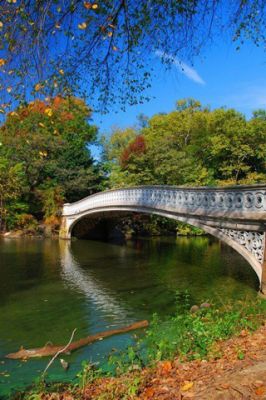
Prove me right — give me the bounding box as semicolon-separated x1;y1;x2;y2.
91;38;266;142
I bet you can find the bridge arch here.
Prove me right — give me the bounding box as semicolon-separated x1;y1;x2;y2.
60;185;266;294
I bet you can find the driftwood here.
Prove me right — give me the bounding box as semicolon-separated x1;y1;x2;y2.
6;320;149;359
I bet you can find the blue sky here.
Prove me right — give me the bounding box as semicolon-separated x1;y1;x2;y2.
91;39;265;140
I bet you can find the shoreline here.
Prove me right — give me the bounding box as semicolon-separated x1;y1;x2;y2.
14;320;266;400
12;299;266;400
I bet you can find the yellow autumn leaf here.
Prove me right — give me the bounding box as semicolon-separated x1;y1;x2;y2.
53;129;59;135
10;111;18;117
107;31;113;37
55;22;61;29
6;86;12;93
45;108;53;117
59;69;64;75
0;109;5;114
92;3;98;9
38;122;45;128
78;22;87;30
0;59;7;67
181;381;194;391
0;21;3;30
112;46;118;51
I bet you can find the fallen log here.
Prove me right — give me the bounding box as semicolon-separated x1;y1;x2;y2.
6;320;149;359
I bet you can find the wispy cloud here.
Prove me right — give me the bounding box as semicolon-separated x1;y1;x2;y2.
155;50;205;85
222;85;266;110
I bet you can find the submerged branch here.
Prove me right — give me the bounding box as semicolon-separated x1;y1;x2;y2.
6;320;149;359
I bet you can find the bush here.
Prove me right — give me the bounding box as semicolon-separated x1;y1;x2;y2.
15;213;38;232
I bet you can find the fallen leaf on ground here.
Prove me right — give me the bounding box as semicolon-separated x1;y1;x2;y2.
255;386;266;396
181;381;194;391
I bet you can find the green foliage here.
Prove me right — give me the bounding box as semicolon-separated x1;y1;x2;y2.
15;214;38;232
38;186;64;219
0;97;103;232
106;100;266;187
76;361;103;394
141;298;265;363
106;101;266;188
176;223;204;236
0;156;27;231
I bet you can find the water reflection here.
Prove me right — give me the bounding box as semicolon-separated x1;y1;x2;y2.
59;240;129;321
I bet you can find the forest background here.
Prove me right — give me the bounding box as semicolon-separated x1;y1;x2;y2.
0;97;265;236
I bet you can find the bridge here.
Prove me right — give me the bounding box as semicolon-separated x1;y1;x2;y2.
59;185;266;296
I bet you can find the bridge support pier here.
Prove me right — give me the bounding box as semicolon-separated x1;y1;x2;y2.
259;235;266;298
59;217;71;239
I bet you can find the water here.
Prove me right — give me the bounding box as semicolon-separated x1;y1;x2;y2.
0;236;259;397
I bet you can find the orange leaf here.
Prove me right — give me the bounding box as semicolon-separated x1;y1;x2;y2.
0;58;7;67
255;386;266;396
144;387;155;398
159;360;172;375
84;2;92;9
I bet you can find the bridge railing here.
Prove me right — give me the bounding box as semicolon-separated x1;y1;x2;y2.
62;185;266;221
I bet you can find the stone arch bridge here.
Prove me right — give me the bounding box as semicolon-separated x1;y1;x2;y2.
60;185;266;295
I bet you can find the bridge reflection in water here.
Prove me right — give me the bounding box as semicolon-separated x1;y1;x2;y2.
60;185;266;295
59;240;130;322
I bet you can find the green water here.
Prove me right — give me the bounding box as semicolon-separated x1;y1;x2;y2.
0;236;259;397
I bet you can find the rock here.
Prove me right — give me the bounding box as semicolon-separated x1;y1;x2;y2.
60;358;69;370
190;305;199;313
200;302;211;309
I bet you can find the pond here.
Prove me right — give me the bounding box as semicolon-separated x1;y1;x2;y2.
0;236;259;397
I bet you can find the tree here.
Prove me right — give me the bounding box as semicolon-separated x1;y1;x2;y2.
105;99;266;188
205;108;266;184
0;96;102;227
0;1;264;110
0;157;26;231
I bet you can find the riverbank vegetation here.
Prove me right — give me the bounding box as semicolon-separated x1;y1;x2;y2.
15;296;266;399
1;98;265;237
0;96;105;235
